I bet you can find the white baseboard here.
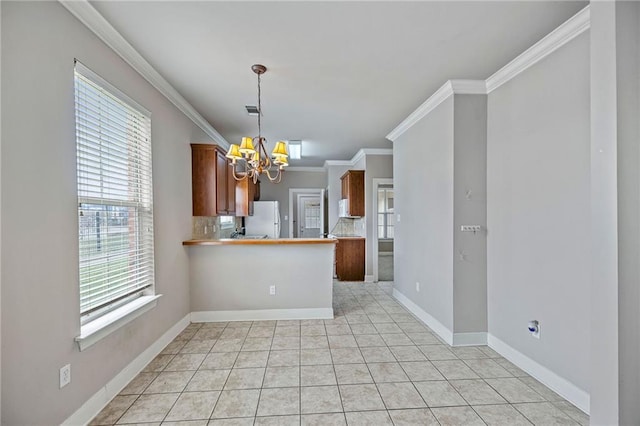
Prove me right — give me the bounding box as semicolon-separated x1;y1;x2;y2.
191;308;334;322
365;275;374;283
487;333;590;415
453;332;488;346
392;289;453;345
62;314;191;426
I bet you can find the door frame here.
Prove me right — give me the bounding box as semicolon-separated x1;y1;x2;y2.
372;178;394;282
288;188;325;238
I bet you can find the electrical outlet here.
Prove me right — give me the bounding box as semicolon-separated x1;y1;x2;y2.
269;285;276;296
416;282;420;292
397;214;401;223
60;364;71;388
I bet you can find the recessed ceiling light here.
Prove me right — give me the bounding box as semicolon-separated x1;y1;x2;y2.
288;140;302;160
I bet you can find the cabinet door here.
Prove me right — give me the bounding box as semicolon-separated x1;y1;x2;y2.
341;176;348;199
340;170;365;217
336;238;365;281
191;145;217;216
347;171;365;217
235;178;254;217
254;179;261;201
215;149;228;215
226;160;236;215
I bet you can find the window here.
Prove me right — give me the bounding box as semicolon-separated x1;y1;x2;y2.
303;199;321;230
378;186;394;239
220;216;235;229
74;62;155;324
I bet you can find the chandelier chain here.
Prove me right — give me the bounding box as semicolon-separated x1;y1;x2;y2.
257;72;262;140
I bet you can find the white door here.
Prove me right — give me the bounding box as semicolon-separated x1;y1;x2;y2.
297;195;321;238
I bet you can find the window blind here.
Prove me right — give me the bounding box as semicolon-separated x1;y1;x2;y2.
74;62;155;319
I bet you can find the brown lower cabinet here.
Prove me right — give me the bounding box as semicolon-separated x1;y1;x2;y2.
335;237;365;281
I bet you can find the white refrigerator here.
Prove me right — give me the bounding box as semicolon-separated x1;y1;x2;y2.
244;201;281;238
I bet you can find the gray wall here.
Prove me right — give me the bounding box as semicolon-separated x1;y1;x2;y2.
189;244;334;312
394;94;487;336
452;95;487;334
589;3;619;422
327;164;353;234
1;2;209;423
615;2;640;423
486;33;590;393
364;155;393;277
259;170;327;238
394;97;455;331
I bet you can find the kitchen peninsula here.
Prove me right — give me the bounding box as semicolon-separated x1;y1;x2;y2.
183;238;337;321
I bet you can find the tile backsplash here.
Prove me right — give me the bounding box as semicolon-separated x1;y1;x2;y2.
329;217;365;237
192;216;242;239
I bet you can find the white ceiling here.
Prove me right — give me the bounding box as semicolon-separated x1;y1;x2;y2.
91;1;586;167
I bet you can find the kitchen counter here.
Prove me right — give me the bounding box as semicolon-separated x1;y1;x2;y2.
183;238;337;246
184;237;335;321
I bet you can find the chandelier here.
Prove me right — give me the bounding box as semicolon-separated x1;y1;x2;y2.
226;64;289;183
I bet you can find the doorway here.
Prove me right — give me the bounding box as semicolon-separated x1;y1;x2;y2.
288;188;325;238
373;179;394;282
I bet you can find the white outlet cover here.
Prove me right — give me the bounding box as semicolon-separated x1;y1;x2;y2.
415;282;420;292
269;285;276;296
60;364;71;388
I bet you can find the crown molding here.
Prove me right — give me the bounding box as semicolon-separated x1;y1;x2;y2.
387;5;590;141
351;148;393;165
486;5;590;93
59;0;229;148
323;148;393;169
386;79;486;142
449;79;488;94
359;148;394;156
285;167;327;173
323;160;353;168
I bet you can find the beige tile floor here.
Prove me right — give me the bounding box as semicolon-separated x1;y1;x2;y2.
90;281;589;425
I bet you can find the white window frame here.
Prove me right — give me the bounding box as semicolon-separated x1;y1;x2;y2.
73;61;160;351
377;186;394;240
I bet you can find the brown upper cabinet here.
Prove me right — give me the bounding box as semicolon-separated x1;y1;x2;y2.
235;178;260;217
340;170;365;217
191;144;236;216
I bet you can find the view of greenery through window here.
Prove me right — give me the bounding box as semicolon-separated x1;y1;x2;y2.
78;204;137;311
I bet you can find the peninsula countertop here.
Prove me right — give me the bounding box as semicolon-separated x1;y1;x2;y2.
183;238;338;246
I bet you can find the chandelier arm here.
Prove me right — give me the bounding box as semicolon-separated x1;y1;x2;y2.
230;161;248;181
263;167;283;183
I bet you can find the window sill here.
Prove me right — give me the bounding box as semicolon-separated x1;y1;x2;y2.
75;295;162;351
